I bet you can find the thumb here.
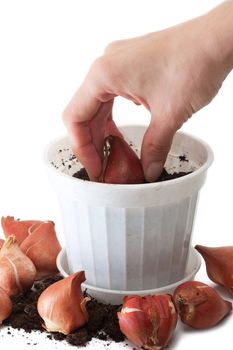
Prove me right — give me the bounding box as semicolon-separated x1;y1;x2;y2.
141;119;176;182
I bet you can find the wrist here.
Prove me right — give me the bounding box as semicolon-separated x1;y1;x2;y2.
203;1;233;73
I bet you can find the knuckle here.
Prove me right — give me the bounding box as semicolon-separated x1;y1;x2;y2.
91;55;112;75
62;104;80;125
91;54;118;89
62;107;70;125
104;40;123;54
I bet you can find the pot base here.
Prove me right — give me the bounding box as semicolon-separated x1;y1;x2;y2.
56;247;201;305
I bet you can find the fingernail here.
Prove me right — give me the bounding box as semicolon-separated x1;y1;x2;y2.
145;162;163;182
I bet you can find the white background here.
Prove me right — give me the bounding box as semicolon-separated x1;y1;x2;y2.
0;0;232;349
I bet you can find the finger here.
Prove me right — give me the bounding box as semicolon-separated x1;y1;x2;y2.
62;85;101;178
66;120;102;181
63;83;102;125
141;117;176;182
63;55;121;180
65;98;115;181
105;118;123;138
88;100;115;156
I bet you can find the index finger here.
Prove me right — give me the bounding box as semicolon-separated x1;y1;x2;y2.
63;77;118;179
63;84;103;180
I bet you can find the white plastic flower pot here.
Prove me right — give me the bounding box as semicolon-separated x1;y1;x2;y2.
45;125;213;291
56;246;201;305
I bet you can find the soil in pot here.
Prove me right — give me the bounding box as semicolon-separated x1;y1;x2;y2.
73;155;192;182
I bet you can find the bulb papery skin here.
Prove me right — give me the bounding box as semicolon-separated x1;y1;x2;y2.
0;239;4;249
100;135;145;184
195;244;233;295
0;235;36;296
1;216;43;244
173;281;232;329
20;221;61;279
37;271;89;335
0;287;12;323
118;294;177;350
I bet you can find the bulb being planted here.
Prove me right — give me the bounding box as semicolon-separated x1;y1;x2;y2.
118;294;177;350
37;271;90;335
173;281;232;329
99;135;145;184
195;244;233;295
0;235;36;296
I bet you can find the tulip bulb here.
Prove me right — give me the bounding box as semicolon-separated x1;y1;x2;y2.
0;239;4;249
173;281;232;329
195;244;233;295
118;294;177;350
37;271;90;335
100;135;145;184
1;216;43;244
0;235;36;296
0;287;12;323
20;221;61;279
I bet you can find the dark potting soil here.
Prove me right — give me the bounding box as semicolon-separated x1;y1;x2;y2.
3;275;124;346
157;168;192;182
73;155;192;182
74;167;90;181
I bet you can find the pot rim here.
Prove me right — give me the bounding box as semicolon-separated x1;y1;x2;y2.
44;124;214;190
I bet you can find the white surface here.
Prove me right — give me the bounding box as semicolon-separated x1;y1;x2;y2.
0;263;232;350
45;128;212;291
0;0;232;349
0;327;139;350
56;246;201;304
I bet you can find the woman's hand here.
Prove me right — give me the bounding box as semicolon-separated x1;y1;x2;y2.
63;1;233;181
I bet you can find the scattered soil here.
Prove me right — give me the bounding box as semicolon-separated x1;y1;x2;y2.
3;275;124;346
73;154;192;183
179;154;189;162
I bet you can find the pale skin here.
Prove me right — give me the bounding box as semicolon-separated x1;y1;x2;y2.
63;1;233;182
